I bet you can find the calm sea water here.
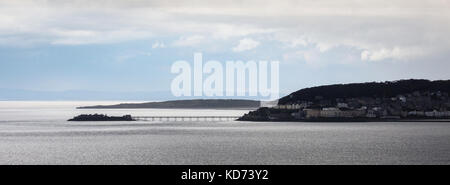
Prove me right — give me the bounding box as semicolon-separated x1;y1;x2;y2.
0;101;449;165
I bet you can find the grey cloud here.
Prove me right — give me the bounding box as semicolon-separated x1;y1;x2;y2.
0;0;449;62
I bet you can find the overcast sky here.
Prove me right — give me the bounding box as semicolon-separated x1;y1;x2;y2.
1;0;450;99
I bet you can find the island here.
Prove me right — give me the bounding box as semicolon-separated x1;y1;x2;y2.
77;99;260;109
239;79;450;121
68;114;135;121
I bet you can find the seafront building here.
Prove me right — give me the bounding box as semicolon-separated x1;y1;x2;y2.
270;91;450;120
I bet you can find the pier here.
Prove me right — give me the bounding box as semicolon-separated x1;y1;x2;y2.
132;116;240;121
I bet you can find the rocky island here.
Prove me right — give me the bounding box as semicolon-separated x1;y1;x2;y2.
239;79;450;121
68;114;135;121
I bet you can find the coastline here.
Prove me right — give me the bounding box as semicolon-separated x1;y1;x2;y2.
238;117;450;122
77;107;258;110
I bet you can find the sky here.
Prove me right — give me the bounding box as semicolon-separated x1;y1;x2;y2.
1;0;450;100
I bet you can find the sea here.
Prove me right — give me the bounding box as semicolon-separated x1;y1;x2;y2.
0;101;449;165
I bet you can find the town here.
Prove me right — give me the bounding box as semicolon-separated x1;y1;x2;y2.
240;89;450;121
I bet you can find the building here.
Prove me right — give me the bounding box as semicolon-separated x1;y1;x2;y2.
305;109;321;118
337;103;348;108
304;108;366;118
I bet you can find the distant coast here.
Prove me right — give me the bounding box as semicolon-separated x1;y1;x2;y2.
77;99;260;109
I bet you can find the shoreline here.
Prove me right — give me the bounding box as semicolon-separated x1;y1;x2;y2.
238;118;450;122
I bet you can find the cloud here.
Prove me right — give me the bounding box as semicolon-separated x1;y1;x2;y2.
152;41;166;48
0;0;449;63
232;38;260;52
48;29;154;45
282;49;332;67
361;47;429;61
361;50;370;61
172;35;205;47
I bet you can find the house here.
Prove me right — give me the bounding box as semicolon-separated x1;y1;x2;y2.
398;95;407;103
305;108;366;118
305;109;321;118
366;110;376;118
320;108;340;117
337;103;348;108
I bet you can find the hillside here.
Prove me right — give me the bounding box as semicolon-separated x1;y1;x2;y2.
278;79;450;105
